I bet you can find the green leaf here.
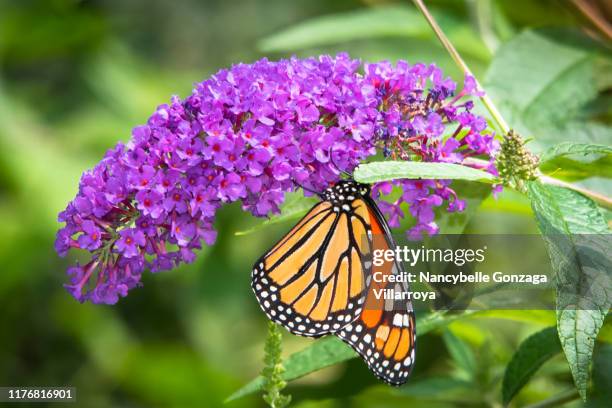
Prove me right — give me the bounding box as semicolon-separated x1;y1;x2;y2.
257;5;490;62
539;142;612;164
539;156;612;181
258;5;429;52
485;29;611;148
353;161;496;184
442;329;476;378
539;142;612;181
528;181;611;400
502;326;562;405
226;310;478;402
234;191;318;236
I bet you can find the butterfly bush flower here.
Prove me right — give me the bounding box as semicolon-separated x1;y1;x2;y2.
56;54;499;304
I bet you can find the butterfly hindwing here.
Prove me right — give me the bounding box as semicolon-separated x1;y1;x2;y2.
336;281;416;385
335;198;416;385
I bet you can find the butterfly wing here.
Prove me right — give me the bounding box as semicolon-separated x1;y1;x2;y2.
335;198;416;385
251;199;372;337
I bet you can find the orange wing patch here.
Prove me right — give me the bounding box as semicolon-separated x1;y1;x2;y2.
320;213;349;281
292;284;318;316
266;212;335;277
280;260;317;304
268;202;331;255
331;256;349;312
309;279;334;320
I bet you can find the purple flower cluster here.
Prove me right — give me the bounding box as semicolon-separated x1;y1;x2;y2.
56;54;498;304
365;62;499;238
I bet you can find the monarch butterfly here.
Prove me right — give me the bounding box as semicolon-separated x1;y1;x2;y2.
251;179;415;385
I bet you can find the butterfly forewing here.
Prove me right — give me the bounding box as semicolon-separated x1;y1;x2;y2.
251;193;372;337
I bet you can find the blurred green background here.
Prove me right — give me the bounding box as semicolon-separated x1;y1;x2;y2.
0;0;610;407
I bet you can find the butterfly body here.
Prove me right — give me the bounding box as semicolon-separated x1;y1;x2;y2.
251;179;415;385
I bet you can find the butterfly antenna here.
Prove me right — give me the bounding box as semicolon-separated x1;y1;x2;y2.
328;148;352;179
292;179;323;198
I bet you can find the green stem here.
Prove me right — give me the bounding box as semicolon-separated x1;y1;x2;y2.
412;0;509;134
463;157;612;210
261;322;291;408
570;0;612;41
